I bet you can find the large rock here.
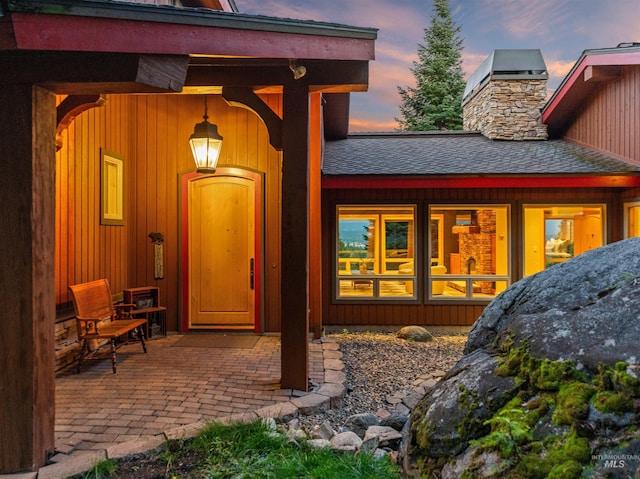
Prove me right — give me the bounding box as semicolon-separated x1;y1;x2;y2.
466;237;640;358
397;325;433;342
402;238;640;478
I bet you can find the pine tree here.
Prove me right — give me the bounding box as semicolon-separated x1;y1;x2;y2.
396;0;465;131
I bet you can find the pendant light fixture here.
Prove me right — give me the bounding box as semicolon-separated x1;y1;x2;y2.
189;96;223;173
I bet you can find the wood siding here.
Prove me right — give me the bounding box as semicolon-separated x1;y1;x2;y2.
564;65;640;165
55;93;282;333
322;186;629;327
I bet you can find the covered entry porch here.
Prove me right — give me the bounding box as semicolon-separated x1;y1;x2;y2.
0;0;375;472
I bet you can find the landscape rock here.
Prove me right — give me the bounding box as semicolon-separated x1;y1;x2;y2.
309;420;336;440
396;326;433;342
402;238;640;478
330;431;363;453
306;438;331;449
343;412;379;438
363;425;403;449
380;412;409;431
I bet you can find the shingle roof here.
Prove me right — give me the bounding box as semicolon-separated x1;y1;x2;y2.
322;132;640;176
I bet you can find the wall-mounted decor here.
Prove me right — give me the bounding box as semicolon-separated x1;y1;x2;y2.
149;232;165;279
100;149;124;225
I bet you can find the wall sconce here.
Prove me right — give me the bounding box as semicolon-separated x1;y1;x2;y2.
189;96;223;174
289;59;307;80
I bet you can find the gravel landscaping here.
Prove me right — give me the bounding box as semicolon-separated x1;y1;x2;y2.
300;329;468;431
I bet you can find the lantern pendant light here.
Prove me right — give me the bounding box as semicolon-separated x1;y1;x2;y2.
189;96;223;174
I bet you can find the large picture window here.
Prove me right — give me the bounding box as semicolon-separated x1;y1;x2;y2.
428;205;510;300
336;205;416;299
523;204;605;276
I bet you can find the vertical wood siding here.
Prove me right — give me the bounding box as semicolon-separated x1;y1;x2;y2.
56;95;131;304
322;186;626;327
55;93;282;332
564;65;640;165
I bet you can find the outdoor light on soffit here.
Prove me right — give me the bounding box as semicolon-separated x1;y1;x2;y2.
189;96;223;174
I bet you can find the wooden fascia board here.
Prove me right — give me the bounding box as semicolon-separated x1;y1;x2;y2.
321;175;640;189
2;11;375;61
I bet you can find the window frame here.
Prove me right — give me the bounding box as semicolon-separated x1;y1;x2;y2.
426;204;512;302
623;201;640;239
334;203;420;303
522;203;607;276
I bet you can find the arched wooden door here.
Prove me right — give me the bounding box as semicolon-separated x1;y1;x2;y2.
181;168;262;332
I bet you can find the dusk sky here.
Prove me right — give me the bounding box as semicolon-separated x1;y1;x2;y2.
236;0;640;132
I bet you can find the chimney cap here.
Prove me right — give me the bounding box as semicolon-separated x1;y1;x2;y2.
463;49;548;104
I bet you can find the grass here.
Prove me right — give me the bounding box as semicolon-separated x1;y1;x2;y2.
80;419;402;479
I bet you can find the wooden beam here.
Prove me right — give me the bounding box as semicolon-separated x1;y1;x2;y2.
136;55;190;91
323;93;351;140
280;83;310;391
0;85;56;473
584;65;623;82
0;52;189;94
222;87;283;150
55;94;107;150
185;60;369;91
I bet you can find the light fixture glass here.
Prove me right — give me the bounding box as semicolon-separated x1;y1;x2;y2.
189;96;223;174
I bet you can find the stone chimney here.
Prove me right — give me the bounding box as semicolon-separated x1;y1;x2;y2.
462;49;548;140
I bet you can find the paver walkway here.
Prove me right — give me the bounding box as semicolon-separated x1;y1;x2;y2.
3;334;335;479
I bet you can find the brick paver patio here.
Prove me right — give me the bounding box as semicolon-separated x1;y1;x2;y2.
54;334;326;458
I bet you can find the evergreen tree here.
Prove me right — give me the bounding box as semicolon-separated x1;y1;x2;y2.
396;0;465;131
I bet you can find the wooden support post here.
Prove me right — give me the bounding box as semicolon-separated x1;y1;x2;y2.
309;92;323;339
0;85;56;473
280;83;310;391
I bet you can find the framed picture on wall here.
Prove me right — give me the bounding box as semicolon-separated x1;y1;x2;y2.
100;149;125;226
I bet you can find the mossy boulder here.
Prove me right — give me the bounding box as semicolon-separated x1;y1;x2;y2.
409;350;518;458
401;238;640;477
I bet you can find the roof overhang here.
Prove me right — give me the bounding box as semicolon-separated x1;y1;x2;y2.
0;0;376;59
542;45;640;138
322;174;640;189
0;0;376;95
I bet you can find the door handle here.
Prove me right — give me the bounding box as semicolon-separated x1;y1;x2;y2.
250;258;255;290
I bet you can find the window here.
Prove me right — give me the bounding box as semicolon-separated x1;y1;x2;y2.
523;205;605;276
336;205;416;299
428;206;510;300
624;202;640;238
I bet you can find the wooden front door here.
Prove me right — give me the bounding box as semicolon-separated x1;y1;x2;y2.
186;172;260;330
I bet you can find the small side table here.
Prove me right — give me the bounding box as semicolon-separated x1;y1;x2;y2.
130;306;167;338
123;287;167;338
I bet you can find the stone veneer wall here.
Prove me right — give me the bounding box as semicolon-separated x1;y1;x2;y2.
463;79;548;140
55;317;81;373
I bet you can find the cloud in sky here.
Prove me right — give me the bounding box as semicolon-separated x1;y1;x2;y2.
236;0;640;132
